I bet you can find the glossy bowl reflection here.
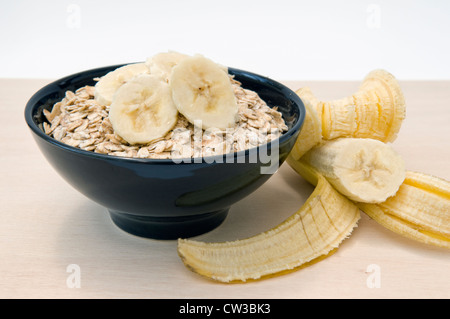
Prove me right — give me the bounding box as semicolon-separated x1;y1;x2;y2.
25;64;305;239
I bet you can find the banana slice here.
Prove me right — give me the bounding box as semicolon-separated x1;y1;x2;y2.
94;63;149;106
289;87;323;160
169;55;238;130
177;168;360;283
356;171;450;249
300;138;406;203
108;74;178;145
146;51;189;82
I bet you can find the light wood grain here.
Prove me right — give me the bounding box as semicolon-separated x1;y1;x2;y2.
1;78;449;299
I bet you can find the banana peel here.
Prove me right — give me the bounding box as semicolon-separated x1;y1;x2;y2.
292;69;406;160
178;165;360;283
356;171;450;249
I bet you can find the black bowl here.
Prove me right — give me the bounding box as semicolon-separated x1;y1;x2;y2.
25;64;305;239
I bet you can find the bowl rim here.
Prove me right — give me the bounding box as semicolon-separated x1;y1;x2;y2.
24;64;305;165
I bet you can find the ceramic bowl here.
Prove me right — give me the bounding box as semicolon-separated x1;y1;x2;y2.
25;64;305;239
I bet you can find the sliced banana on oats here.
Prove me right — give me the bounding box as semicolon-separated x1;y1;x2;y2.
145;51;189;82
169;55;238;130
94;63;149;106
108;74;178;145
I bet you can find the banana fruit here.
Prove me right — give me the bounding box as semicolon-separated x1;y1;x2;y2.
145;51;189;82
300;138;405;203
94;62;150;106
169;55;239;130
178;168;360;283
109;74;178;145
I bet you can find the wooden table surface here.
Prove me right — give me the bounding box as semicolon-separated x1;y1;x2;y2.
1;78;449;299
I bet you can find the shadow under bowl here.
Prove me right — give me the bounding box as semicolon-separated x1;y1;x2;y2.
25;64;305;239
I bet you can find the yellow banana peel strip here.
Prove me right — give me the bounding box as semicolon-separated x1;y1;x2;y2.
288;156;450;249
356;171;450;249
177;164;360;283
291;69;406;161
289;88;323;161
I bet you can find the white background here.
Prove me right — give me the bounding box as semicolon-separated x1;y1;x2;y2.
1;0;449;80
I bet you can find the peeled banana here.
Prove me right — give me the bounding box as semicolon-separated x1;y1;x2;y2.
300;138;406;203
109;74;178;145
287;67;450;249
178;169;360;283
169;55;239;130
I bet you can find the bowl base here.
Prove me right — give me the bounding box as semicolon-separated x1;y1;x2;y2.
108;209;229;240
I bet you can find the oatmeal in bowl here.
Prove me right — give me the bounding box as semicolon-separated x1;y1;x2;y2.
42;52;289;161
25;51;305;239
